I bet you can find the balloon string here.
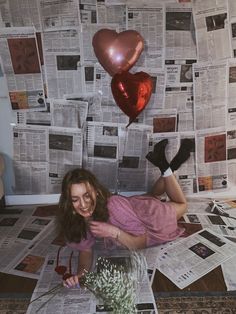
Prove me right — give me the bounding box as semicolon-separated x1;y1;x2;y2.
116;126;129;195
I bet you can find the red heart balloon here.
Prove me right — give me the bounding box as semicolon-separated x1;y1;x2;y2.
92;29;144;77
111;71;153;126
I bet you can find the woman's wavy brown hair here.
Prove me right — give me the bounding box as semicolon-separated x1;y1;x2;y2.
58;168;111;243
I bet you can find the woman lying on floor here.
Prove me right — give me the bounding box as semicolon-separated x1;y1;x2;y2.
58;138;194;288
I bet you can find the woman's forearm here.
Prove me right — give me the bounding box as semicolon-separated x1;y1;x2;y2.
77;249;93;276
115;228;146;250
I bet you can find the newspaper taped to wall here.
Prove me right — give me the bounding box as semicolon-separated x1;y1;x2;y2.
0;27;46;111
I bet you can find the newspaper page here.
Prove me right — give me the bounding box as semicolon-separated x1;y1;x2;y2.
39;0;80;30
13;161;49;194
83;62;95;93
0;207;55;275
192;0;232;62
156;228;236;289
65;92;102;122
12;125;48;162
221;255;236;290
26;248;157;313
86;121;119;160
15;101;51;126
94;65;114;105
117;124;152;192
165;2;197;60
0;0;41;30
0;27;46;111
42;27;84;99
51;99;82;128
196;127;228;193
86;157;118;192
100;103;129;124
97;1;126;31
193;60;227;130
48;126;83;193
227;59;236;128
227;129;236;186
5;221;62;280
81;23;118;63
127;1;165;69
165;59;195;132
180;212;236;239
79;0;97;24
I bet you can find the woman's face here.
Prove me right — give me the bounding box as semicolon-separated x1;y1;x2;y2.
70;182;97;219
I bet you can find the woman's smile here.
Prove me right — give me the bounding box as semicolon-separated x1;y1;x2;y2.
71;182;97;218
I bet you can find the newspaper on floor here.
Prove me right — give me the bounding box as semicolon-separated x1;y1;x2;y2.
156;228;236;289
26;247;158;314
0;206;56;277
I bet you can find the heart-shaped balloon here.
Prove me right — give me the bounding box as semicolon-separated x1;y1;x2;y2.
92;29;144;76
111;71;153;126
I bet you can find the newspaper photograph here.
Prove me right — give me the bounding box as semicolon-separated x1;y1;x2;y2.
156;228;236;289
196;127;228;193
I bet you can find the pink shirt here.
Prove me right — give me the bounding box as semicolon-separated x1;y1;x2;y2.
68;194;184;251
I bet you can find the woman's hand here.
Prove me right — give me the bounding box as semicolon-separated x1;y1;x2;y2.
63;274;80;289
89;221;120;239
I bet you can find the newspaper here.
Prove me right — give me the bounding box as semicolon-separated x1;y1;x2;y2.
94;65;114;105
51;99;82;128
227;129;236;186
127;1;165;69
0;0;41;30
156;228;236;289
15;101;51;126
39;0;80;30
79;0;97;24
26;248;157;314
48;126;83;193
0;206;55;277
65;92;102;122
193;60;228;130
117;124;152;192
181;212;236;239
97;1;126;31
0;27;46;111
192;0;232;62
42;27;84;99
227;59;236;128
165;2;197;60
196;127;228;193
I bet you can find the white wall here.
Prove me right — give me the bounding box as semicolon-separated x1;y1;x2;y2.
0;71;15;195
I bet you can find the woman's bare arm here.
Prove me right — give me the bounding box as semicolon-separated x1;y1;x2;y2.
89;221;146;250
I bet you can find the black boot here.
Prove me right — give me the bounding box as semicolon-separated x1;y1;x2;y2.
170;138;195;171
146;139;169;174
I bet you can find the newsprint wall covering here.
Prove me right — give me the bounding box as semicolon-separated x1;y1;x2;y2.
0;0;236;196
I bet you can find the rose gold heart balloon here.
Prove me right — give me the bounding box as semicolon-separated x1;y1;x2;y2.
111;71;153;126
92;29;144;77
